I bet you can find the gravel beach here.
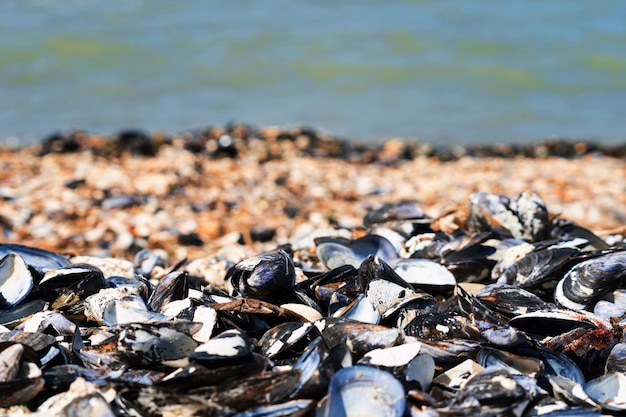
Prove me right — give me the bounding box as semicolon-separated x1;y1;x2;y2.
1;128;625;261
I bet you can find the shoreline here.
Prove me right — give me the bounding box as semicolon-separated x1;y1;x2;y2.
4;123;626;162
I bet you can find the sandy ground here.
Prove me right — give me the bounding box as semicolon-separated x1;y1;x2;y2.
1;141;625;262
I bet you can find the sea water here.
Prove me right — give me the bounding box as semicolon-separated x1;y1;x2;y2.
1;0;625;145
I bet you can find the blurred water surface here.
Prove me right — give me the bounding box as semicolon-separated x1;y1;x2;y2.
1;1;625;145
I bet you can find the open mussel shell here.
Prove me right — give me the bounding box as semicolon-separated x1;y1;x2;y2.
515;346;585;385
316;235;398;271
0;253;34;309
324;365;406;417
508;309;609;338
388;258;456;293
476;347;543;378
555;251;626;311
583;372;626;412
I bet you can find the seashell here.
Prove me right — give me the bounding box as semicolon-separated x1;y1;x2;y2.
467;192;550;242
325;366;405;417
555;251;626;311
148;270;188;312
191;329;254;363
344;327;402;358
475;284;556;317
363;201;428;228
515;191;550;242
39;263;107;312
0;343;44;407
358;341;422;368
0;243;69;270
551;219;610;251
348;235;398;262
18;310;76;336
605;343;626;374
0;254;34;309
456;367;528;416
594;300;626;321
0;299;48;327
583;372;626;413
102;296;165;326
115;383;234;416
514;347;584;385
191;369;301;411
227;249;296;302
316;242;362;269
98;323;199;365
158;353;269;392
496;247;579;288
259;322;315;359
389;258;456;293
404;354;435;392
191;305;217;343
476;347;543;378
332;294;380;324
432;359;483;390
280;303;323;323
134;248;167;277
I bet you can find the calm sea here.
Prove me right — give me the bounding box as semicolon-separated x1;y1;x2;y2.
1;1;625;146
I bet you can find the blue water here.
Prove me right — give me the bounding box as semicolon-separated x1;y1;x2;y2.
1;1;625;145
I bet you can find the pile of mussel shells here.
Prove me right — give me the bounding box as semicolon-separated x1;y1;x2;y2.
3;191;626;416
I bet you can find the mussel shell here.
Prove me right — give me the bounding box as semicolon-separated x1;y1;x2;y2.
515;191;550;242
583;372;626;412
515;346;585;385
0;243;69;270
497;247;579;288
475;284;556;317
477;347;543;377
456;367;528;414
556;251;626;311
605;343;626;374
363;201;428;228
229;249;296;301
258;322;315;359
190;329;254;363
509;309;608;338
389;258;456;293
325;366;405;417
0;254;34;309
148;271;189;312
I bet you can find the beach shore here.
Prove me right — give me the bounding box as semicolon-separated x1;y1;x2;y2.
1;127;625;262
